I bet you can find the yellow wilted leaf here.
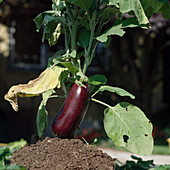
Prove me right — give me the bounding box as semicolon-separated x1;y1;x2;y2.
4;66;68;111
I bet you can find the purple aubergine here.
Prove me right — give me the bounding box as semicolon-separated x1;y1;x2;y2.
52;83;89;138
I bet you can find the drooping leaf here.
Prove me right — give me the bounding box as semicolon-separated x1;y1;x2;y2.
109;0;149;25
34;11;64;46
104;102;154;155
4;66;68;111
37;102;48;138
95;85;135;99
42;17;62;46
34;11;61;32
36;89;57;138
96;17;148;43
88;74;107;85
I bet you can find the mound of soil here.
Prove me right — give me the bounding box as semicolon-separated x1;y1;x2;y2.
11;137;115;170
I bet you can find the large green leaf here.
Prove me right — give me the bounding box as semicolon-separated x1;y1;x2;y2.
109;0;149;25
104;102;154;155
96;17;148;43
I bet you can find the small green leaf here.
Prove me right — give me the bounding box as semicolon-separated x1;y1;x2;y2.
8;139;27;151
61;62;79;74
70;50;77;58
104;102;154;155
0;0;3;3
98;85;135;99
37;102;48;138
88;74;107;85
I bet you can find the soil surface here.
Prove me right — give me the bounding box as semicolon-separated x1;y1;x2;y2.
11;137;115;170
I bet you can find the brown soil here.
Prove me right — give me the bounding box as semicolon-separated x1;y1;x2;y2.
11;137;115;170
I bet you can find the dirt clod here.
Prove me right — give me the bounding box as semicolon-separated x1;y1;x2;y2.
11;137;115;170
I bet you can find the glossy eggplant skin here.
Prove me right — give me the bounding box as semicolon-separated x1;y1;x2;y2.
52;83;89;138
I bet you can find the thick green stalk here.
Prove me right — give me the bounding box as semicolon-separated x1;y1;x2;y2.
71;20;78;52
71;20;78;67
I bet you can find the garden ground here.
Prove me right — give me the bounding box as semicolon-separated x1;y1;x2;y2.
99;147;170;165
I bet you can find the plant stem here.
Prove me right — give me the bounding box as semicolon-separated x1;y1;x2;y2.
71;20;78;67
49;95;66;99
83;12;96;74
71;20;78;52
91;98;111;108
64;26;69;51
87;24;95;55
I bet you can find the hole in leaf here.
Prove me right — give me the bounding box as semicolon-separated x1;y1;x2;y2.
123;135;129;143
145;134;148;137
126;108;128;111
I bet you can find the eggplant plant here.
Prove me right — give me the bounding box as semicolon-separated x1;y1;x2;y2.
4;0;170;156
